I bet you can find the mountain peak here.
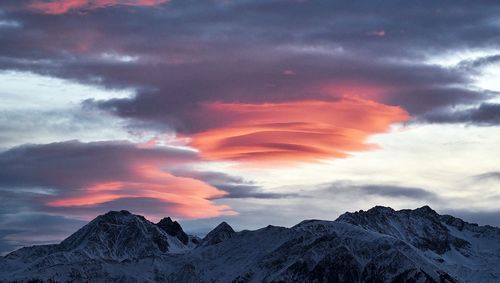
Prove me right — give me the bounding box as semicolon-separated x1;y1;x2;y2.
337;206;470;254
339;205;438;221
57;211;183;260
96;210;140;222
212;222;235;234
366;205;395;214
200;221;235;246
156;216;189;245
413;205;438;215
103;210;132;217
216;221;233;230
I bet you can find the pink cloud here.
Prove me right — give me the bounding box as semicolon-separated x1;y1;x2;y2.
28;0;169;14
48;165;235;220
185;98;409;164
0;140;235;221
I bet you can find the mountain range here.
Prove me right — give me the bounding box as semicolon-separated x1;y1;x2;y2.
1;206;499;283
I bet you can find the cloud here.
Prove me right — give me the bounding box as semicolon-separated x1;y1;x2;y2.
212;184;299;199
0;213;86;255
45;197;198;220
421;103;500;125
318;182;439;201
458;54;500;69
28;0;169;14
380;87;488;115
0;0;496;138
185;98;409;163
473;172;500;182
171;170;299;199
355;185;438;199
0;140;235;220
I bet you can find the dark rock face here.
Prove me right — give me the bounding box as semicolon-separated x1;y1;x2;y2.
166;264;204;283
189;235;202;245
276;247;362;283
389;269;438;283
360;249;439;283
201;221;235;246
156;217;189;245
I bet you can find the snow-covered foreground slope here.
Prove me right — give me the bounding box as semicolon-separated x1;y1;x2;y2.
0;206;499;283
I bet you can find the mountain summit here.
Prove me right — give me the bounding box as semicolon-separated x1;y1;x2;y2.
157;216;190;245
336;205;470;254
57;210;176;260
200;221;235;247
1;206;499;282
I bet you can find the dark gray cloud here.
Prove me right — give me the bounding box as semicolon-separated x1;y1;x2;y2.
356;185;438;199
0;140;196;190
458;54;500;70
213;184;299;200
172;170;299;199
318;182;439;201
422;103;500;125
0;0;498;131
381;87;488;115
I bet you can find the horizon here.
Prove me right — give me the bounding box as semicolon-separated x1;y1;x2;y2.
2;203;498;256
3;203;497;256
57;204;500;237
1;0;500;256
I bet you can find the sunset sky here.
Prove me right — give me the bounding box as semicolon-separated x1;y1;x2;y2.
1;0;500;254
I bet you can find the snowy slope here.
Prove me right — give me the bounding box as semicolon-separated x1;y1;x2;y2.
1;206;499;282
336;206;500;282
0;210;196;281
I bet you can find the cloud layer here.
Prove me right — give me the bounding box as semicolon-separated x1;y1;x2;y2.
187;98;409;163
0;140;234;220
1;0;498;137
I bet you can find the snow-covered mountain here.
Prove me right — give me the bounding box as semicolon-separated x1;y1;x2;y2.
199;221;235;247
1;206;499;282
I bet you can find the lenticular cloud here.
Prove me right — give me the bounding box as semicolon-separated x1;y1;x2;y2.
186;98;409;164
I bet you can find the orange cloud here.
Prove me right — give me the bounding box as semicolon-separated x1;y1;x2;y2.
29;0;169;14
47;164;234;220
186;98;409;164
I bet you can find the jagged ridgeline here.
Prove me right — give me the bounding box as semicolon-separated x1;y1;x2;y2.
1;206;499;282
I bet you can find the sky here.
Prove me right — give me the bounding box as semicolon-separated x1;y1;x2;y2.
1;0;500;254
